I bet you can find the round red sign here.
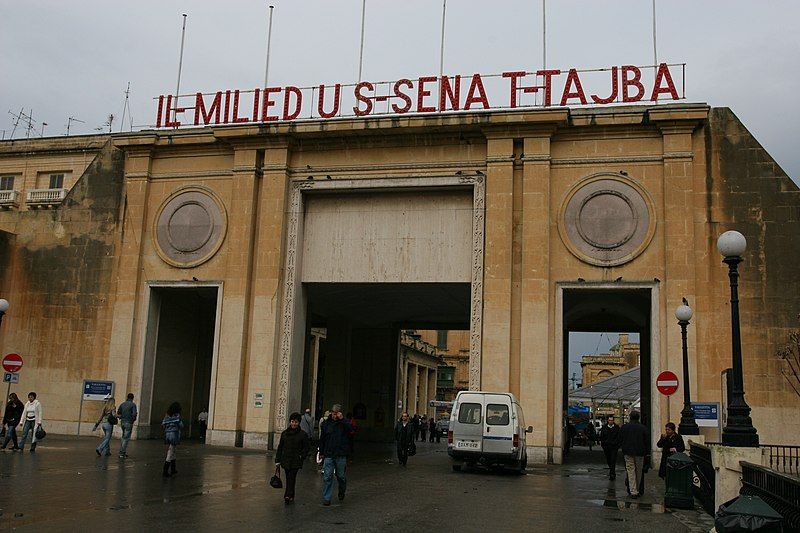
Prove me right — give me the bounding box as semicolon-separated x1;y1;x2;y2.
656;370;679;396
2;353;23;373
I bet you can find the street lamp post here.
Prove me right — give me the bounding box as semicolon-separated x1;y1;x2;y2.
0;298;8;328
717;230;759;447
675;298;699;435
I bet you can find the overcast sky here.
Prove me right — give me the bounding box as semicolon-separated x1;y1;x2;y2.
1;1;798;181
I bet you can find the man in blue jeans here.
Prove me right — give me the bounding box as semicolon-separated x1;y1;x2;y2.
116;393;138;458
318;404;352;506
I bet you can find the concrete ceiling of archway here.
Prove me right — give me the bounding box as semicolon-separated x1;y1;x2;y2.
305;282;470;329
563;289;650;332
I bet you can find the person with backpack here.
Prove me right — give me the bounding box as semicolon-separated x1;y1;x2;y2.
162;402;184;477
94;396;117;456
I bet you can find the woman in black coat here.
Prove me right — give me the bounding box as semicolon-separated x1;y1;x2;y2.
1;393;24;450
395;412;415;466
656;422;686;478
276;412;311;503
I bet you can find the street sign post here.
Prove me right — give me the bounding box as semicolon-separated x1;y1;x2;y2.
77;380;115;436
2;353;23;373
657;370;679;396
2;354;23;417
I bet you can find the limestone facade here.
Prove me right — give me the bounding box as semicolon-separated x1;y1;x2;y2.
0;104;799;462
580;333;640;386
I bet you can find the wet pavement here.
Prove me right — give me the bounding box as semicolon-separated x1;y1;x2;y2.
0;436;714;532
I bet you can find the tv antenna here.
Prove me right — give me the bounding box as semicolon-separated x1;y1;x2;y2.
66;116;84;136
8;108;25;139
119;82;134;132
95;114;115;133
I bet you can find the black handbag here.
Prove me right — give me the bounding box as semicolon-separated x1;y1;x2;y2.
108;413;118;425
269;465;283;489
407;441;417;457
35;426;46;440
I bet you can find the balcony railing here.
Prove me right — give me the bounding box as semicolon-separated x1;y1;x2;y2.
761;444;800;476
0;189;20;208
26;188;67;207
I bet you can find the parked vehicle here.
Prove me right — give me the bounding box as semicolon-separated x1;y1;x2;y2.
437;418;449;437
447;391;532;473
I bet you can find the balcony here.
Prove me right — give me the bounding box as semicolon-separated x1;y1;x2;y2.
26;188;67;208
0;190;20;209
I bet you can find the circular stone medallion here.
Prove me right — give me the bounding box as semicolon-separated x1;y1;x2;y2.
559;174;654;266
154;186;227;268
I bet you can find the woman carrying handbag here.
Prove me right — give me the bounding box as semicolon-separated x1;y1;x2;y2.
275;412;310;504
94;396;117;456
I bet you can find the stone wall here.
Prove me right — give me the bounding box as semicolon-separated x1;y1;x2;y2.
0;140;123;431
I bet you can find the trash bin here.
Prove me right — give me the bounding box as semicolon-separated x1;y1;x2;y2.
714;495;783;532
664;451;694;509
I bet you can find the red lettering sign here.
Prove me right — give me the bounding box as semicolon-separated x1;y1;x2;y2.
155;63;685;128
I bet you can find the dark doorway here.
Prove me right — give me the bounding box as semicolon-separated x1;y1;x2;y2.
148;286;217;440
302;282;470;442
562;288;652;463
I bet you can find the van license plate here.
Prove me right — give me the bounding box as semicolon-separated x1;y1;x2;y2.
456;440;479;449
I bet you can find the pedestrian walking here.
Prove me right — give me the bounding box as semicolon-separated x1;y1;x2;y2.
319;410;330;440
300;408;314;442
565;418;576;456
656;422;685;478
395;412;415;466
318;404;351;506
428;417;436;443
585;420;596;451
162;402;184;477
1;393;24;451
18;392;43;453
94;396;117;456
117;393;137;458
412;414;420;442
276;412;311;504
600;415;621;480
197;407;208;441
620;411;649;498
434;418;444;443
419;415;428;442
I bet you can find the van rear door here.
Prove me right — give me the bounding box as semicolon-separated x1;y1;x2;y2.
482;394;513;454
452;394;483;452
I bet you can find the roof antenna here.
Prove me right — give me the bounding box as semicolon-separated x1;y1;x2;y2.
119;82;134;132
8;108;24;139
66;116;85;136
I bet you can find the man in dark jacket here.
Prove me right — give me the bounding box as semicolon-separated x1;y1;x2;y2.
394;412;415;466
620;411;649;498
656;422;685;478
318;404;352;506
599;415;621;479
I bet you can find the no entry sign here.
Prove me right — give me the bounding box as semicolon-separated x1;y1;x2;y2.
656;370;679;396
2;353;23;373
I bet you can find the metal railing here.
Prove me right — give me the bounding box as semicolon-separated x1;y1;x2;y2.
26;188;67;205
0;189;20;207
741;461;799;530
761;444;800;476
690;441;716;515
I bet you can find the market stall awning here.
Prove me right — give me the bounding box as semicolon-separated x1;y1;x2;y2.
569;366;640;403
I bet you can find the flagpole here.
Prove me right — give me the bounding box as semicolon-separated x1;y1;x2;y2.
439;0;447;78
174;13;188;123
542;0;546;70
264;5;275;87
358;0;366;82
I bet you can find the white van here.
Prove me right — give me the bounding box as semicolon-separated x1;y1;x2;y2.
447;391;532;473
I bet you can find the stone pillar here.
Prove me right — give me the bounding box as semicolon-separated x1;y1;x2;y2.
520;131;554;463
246;144;290;447
419;367;429;418
209;147;261;448
410;364;419;415
428;368;437;417
107;145;154;436
482;137;515;391
652;111;701;440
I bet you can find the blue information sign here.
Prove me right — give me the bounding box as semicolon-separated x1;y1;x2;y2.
83;380;114;401
691;402;719;428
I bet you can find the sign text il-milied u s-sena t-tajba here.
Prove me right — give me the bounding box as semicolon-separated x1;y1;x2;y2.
154;62;684;129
